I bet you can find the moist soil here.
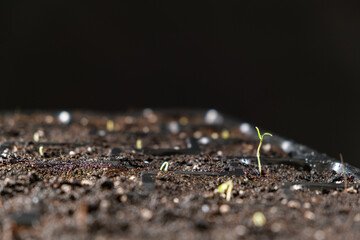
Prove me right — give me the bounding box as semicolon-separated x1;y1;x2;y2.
0;111;359;240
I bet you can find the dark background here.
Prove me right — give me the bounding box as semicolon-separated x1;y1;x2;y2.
1;1;360;166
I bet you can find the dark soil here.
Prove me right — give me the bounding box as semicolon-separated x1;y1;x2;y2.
0;110;359;240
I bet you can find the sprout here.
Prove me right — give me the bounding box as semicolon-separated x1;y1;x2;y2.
221;129;230;139
255;127;272;175
160;162;169;171
106;120;114;132
217;180;233;201
136;139;142;150
33;132;40;142
39;146;44;156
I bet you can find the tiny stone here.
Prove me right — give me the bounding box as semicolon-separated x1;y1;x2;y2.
234;225;248;236
100;200;110;209
69;151;76;156
80;117;89;126
179;117;188;125
142;126;150;133
193;131;202;138
61;184;71;193
211;132;219;139
129;176;136;181
314;230;325;240
287;200;301;209
168;121;180;134
173;198;179;204
58;111;71;124
81;179;94;186
201;205;210;213
269;207;278;214
281;199;288;205
120;195;128;203
239;190;245;196
199;137;210;145
353;213;360;222
45;115;54;124
116;187;125;195
262;143;271;152
304;210;315;220
345;186;358;194
239;122;251;134
203;192;214;198
141;208;153;221
303;202;311;209
270;222;282;233
219;204;231;214
253;212;266;227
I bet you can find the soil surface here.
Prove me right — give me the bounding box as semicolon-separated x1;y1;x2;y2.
0;110;359;240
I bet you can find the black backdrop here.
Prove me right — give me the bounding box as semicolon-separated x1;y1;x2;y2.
2;1;360;167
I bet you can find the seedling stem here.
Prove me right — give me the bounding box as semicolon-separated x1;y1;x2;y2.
255;127;272;175
217;180;233;201
160;162;169;171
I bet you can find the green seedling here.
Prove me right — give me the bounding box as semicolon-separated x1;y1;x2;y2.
136;139;142;150
217;180;233;201
255;127;272;175
33;132;40;142
160;162;169;171
106;120;114;132
39;146;44;156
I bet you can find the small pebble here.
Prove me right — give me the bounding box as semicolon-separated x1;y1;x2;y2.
116;187;125;195
58;111;71;124
219;204;231;214
303;202;311;209
314;230;325;240
253;212;266;227
201;205;210;213
345;186;358;194
100;200;110;209
304;210;315;220
141;208;153;221
353;213;360;222
61;184;71;193
193;131;202;138
179;116;188;125
69;151;76;156
262;143;271;152
120;195;128;203
173;198;179;204
287;200;301;209
129;176;136;181
81;179;94;186
234;225;248;236
211;132;219;139
203;192;214;198
168;121;180;134
204;109;223;125
239;122;251;134
199;137;210;145
270;222;282;232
